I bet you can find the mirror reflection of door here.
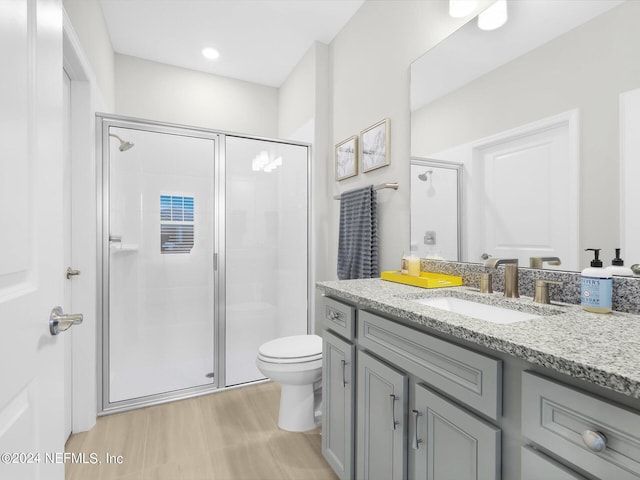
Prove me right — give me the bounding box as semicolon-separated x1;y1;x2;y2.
470;111;579;270
418;110;579;270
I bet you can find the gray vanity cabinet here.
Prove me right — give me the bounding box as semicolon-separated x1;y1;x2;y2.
410;383;501;480
322;330;355;480
357;350;408;480
521;447;586;480
320;290;640;480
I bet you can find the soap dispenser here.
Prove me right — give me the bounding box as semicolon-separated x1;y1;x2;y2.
581;248;612;314
605;248;634;277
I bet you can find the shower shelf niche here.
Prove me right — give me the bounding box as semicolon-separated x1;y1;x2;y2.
110;244;139;253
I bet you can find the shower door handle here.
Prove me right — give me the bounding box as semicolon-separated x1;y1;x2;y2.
66;267;81;279
49;306;83;336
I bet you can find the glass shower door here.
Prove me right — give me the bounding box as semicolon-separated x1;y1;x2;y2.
224;136;309;386
107;125;217;405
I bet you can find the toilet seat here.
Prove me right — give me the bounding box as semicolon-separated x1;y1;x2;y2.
258;334;322;364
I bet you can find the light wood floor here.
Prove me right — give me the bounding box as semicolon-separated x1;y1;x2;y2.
65;382;338;480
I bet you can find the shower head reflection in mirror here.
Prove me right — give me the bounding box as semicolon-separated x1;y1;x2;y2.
109;133;135;152
417;169;432;182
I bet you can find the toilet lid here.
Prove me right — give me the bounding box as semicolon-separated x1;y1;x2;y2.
258;334;322;361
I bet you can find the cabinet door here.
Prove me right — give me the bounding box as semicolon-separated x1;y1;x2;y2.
410;383;501;480
322;331;355;480
357;351;408;480
521;446;586;480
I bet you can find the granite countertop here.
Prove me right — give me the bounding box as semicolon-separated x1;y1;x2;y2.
317;278;640;400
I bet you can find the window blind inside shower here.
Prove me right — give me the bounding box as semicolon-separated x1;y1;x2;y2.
160;194;194;254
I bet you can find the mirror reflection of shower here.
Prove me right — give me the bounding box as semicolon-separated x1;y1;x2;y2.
418;169;435;197
410;158;463;261
109;133;135;152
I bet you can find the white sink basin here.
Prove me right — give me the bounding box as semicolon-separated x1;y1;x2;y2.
413;297;541;324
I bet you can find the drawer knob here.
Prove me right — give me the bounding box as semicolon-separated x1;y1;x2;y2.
582;430;607;452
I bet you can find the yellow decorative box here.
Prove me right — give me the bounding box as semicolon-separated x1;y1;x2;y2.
380;270;463;289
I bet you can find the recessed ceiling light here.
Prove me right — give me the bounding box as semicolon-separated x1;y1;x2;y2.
202;47;220;60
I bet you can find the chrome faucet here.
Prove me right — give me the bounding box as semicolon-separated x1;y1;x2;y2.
529;256;561;269
485;258;519;298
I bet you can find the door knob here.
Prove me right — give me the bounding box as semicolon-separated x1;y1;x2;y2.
49;306;83;336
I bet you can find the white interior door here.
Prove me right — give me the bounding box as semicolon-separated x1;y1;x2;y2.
469;111;579;269
0;1;67;479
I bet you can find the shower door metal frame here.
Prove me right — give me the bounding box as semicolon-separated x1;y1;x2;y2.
96;113;312;415
97;115;221;414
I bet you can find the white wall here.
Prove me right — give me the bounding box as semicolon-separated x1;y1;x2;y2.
411;1;640;268
278;41;331;334
115;54;279;137
328;0;492;276
62;0;115;111
279;42;318;139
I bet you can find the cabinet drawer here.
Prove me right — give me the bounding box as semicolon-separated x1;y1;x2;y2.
358;310;502;420
522;371;640;480
323;297;355;340
521;446;585;480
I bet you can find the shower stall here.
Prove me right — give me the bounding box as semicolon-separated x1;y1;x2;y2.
98;115;310;413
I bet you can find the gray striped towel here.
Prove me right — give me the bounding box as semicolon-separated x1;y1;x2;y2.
337;185;379;280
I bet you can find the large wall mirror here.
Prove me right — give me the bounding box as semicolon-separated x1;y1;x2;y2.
410;0;640;272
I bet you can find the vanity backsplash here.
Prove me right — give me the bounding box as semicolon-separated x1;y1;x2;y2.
420;260;640;315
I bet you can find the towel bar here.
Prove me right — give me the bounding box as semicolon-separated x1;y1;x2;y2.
333;182;398;200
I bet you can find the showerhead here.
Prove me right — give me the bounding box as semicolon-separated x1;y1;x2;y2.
109;133;135;152
417;169;432;181
119;140;134;152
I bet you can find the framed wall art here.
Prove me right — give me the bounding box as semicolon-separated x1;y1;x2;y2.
335;135;358;181
361;118;390;172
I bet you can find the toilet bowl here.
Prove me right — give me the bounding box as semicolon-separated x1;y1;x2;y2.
256;334;322;432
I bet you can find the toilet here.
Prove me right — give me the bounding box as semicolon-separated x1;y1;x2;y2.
256;334;323;432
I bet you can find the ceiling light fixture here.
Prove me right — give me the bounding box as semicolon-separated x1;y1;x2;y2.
449;0;477;18
202;47;220;60
477;0;508;31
